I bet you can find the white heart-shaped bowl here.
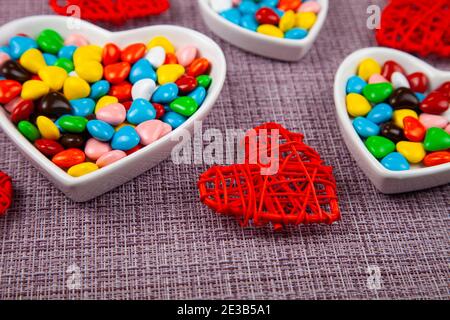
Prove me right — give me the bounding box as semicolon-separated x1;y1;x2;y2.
198;0;328;61
334;47;450;194
0;16;226;202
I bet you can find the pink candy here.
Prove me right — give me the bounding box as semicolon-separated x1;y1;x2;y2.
298;1;321;13
96;150;127;168
419;113;448;129
85;138;112;161
95;103;127;126
368;74;388;84
176;45;197;67
136;119;172;146
64;34;90;47
0;52;10;66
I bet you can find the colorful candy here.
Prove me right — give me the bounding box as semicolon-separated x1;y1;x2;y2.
0;29;212;177
345;58;450;170
214;0;321;40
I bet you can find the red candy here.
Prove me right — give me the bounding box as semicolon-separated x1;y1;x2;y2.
0;80;22;104
164;53;178;65
423;151;450;167
52;148;86;168
104;62;131;84
109;82;132;102
121;43;147;64
436;81;450;98
122;101;132;111
381;60;406;81
10;99;34;124
125;145;142;155
34;139;65;157
278;0;301;11
403;116;426;142
175;75;197;93
102;43;121;65
153;103;165;119
420;91;449;114
187;58;210;77
255;7;280;25
407;72;428;93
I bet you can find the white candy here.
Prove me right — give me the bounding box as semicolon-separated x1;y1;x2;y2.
131;79;156;101
145;46;166;69
391;72;410;89
209;0;233;13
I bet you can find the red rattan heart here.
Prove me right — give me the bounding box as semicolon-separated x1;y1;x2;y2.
376;0;450;58
0;171;13;216
49;0;170;25
198;123;340;230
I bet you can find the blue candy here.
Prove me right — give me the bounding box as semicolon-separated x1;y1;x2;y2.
260;0;278;7
127;99;156;125
352;117;380;138
381;152;410;171
346;76;367;94
111;126;140;151
415;92;426;102
239;1;259;15
285;28;308;40
188;87;207;106
240;14;259;31
151;83;179;104
0;46;11;56
162;112;187;129
89;80;110;100
9;36;38;59
220;8;242;25
87;120;115;141
366;103;393;124
43;53;57;66
129;58;156;84
58;45;77;60
71;98;95;117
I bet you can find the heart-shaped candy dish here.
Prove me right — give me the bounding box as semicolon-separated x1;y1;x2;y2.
198;0;328;61
334;47;450;194
0;16;226;202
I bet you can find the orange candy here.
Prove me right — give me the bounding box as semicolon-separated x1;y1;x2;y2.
278;0;302;11
52;148;86;169
164;52;178;65
121;43;147;64
423;151;450;167
187;58;210;77
104;62;131;84
102;43;121;65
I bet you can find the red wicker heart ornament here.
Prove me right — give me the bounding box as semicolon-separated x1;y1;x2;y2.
198;123;340;230
376;0;450;58
49;0;170;25
0;171;13;216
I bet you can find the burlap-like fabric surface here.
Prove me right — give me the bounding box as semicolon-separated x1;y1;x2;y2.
0;0;448;299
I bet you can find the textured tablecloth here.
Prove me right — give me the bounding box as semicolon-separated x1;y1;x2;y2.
0;0;448;300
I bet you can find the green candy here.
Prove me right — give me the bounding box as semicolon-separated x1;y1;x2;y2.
59;116;88;133
197;75;212;89
18;120;40;142
55;58;74;73
362;83;393;104
169;97;198;116
423;127;450;151
365;136;395;159
37;29;64;54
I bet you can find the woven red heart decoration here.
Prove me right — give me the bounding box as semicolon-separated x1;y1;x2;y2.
0;171;13;216
49;0;170;25
375;0;450;58
198;123;340;230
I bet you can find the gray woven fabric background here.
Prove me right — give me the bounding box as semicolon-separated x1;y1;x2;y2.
0;0;448;300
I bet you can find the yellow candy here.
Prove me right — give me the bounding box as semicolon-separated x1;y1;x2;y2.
156;64;185;85
346;93;372;117
20;48;47;74
393;109;418;129
115;123;135;131
63;77;91;100
21;80;50;100
73;45;102;65
38;66;68;91
279;10;296;32
257;24;284;38
396;141;426;164
296;12;317;30
95;95;119;113
358;58;381;81
147;36;175;53
75;60;103;83
67;162;99;177
36;116;60;140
